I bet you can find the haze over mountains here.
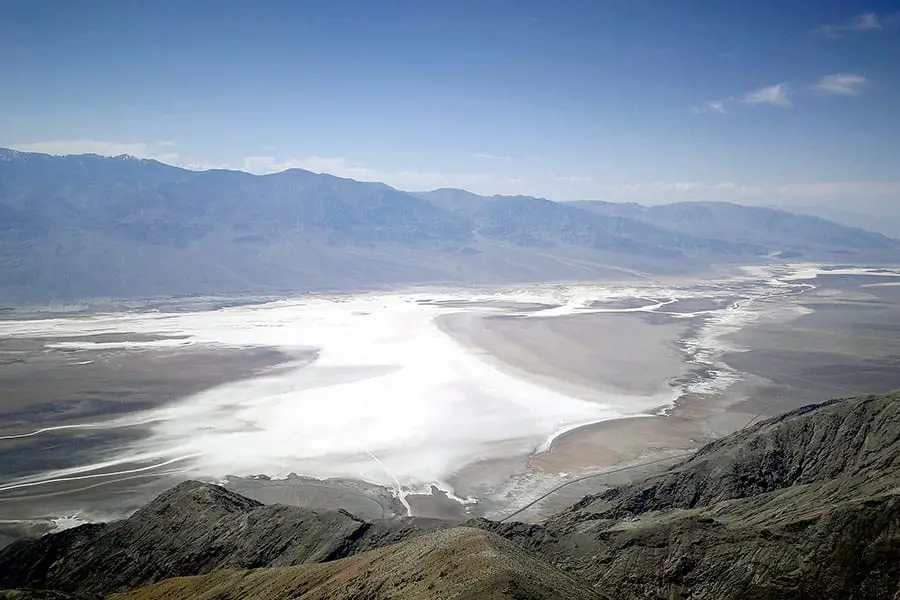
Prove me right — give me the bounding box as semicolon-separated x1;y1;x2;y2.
2;148;898;303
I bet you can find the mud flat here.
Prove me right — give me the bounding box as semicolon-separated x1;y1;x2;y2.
437;310;686;400
436;309;694;514
722;272;900;409
0;335;296;544
0;335;294;437
495;270;900;520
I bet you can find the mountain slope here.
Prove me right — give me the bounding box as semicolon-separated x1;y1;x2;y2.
1;392;898;599
420;190;763;256
573;199;899;260
479;391;900;600
2;148;899;302
113;528;608;600
0;482;444;597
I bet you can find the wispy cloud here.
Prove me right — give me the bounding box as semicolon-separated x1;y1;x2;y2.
699;83;793;115
6;139;900;210
233;155;535;195
7;139;236;171
705;99;732;114
472;153;513;162
12;139;182;163
702;71;872;115
741;83;792;107
820;11;885;38
4;140;533;194
811;73;868;96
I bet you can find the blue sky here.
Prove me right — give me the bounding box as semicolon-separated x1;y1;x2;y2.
2;0;899;210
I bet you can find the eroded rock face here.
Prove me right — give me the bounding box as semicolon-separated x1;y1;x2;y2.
0;482;444;597
1;392;899;600
113;528;611;600
480;392;900;599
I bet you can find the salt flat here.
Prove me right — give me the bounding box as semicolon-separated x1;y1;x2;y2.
0;292;650;499
2;263;899;536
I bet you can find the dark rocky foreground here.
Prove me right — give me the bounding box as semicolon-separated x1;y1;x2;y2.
1;392;898;599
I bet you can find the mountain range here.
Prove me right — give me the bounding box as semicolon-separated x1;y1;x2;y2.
2;148;899;303
1;391;897;599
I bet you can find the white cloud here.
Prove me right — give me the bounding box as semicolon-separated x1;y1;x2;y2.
10;139;898;213
472;153;514;162
703;71;871;115
741;83;792;107
239;155;359;176
236;155;531;195
705;99;732;114
811;73;868;96
4;140;530;195
11;139;182;163
820;12;884;38
9;139;258;173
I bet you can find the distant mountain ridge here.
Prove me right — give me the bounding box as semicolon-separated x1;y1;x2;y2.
1;148;898;302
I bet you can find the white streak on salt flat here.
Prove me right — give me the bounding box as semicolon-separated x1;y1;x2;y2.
0;410;172;441
781;265;900;281
0;455;197;492
0;424;104;441
536;414;655;453
47;339;193;350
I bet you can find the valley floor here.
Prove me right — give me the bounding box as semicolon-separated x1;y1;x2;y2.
1;264;900;543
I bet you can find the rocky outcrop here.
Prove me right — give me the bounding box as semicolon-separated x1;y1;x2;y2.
0;482;443;597
572;394;898;518
113;528;608;600
479;392;900;599
1;392;898;599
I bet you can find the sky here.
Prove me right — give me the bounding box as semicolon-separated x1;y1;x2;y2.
2;0;899;214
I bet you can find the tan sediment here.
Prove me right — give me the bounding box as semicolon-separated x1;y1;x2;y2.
437;309;707;495
437;310;687;400
528;391;750;473
436;308;808;482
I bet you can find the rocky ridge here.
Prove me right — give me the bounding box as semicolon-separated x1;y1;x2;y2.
1;391;898;599
112;528;607;600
